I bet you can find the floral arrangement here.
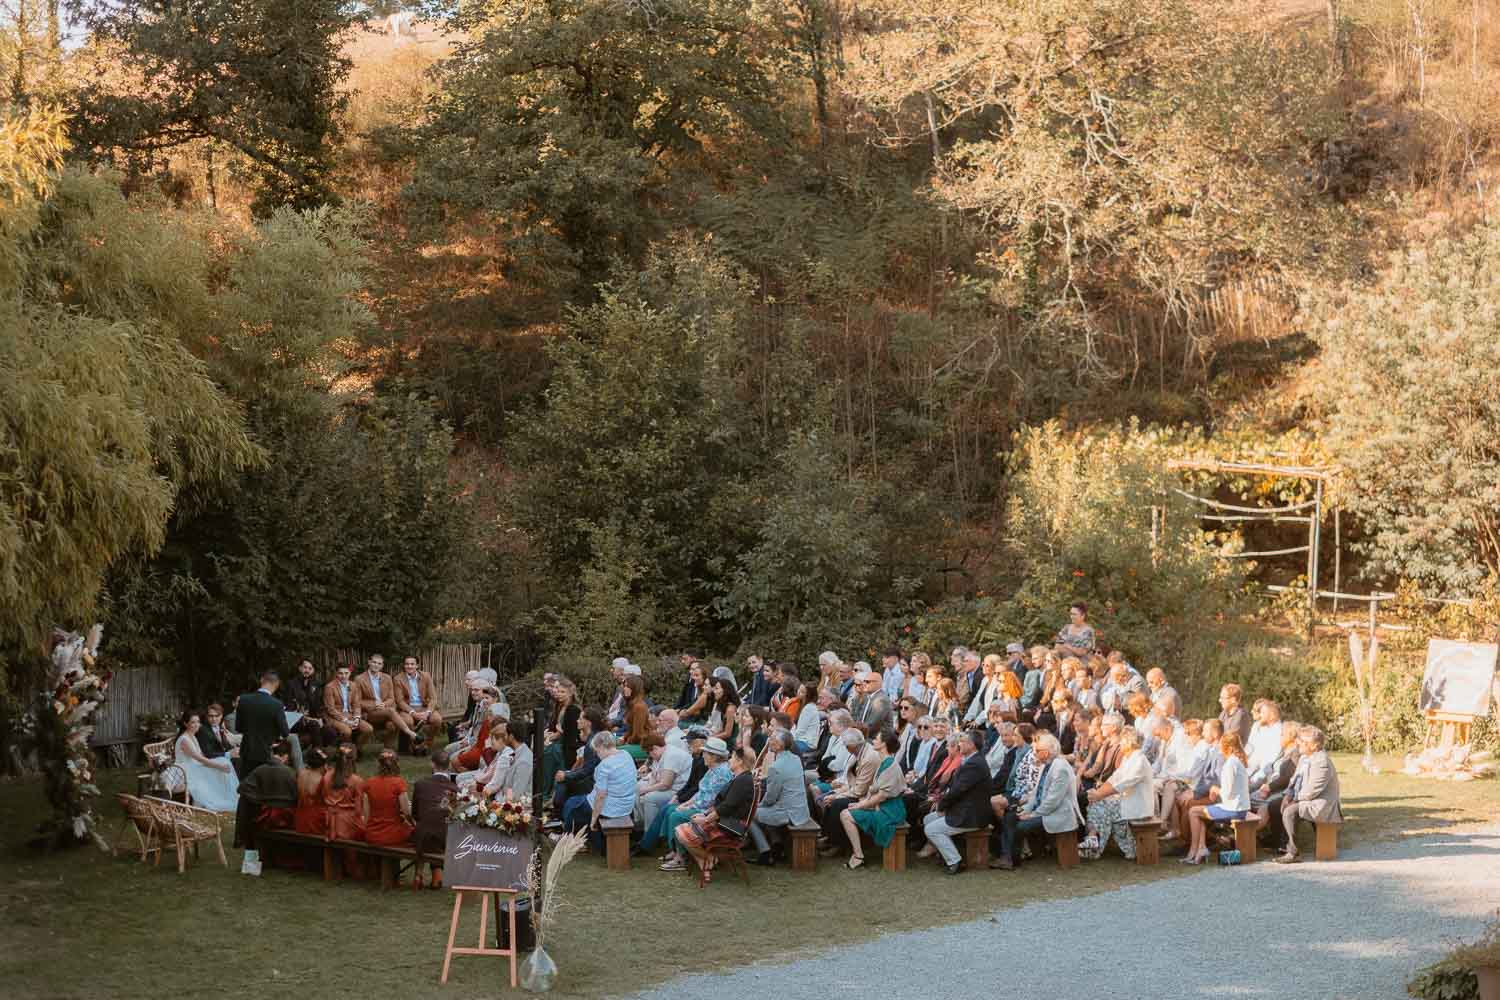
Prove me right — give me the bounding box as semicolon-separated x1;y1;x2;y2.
18;626;111;849
445;786;535;835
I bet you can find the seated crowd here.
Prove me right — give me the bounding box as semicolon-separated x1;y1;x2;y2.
209;603;1347;885
528;602;1345;879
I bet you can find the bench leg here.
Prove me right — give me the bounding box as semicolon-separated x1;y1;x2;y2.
1315;823;1338;861
380;856;397;890
323;845;337;881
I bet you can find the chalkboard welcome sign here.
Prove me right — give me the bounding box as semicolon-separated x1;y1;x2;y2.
444;823;534;891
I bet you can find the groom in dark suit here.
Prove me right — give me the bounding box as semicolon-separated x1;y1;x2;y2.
235;670;290;779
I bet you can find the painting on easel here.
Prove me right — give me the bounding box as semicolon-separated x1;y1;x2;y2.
1419;639;1498;717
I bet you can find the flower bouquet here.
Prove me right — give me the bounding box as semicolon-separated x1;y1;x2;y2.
445;787;535;835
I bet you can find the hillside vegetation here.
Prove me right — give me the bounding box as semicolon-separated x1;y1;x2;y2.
3;1;1500;741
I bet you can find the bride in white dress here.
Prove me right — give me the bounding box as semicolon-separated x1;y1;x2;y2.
173;711;240;812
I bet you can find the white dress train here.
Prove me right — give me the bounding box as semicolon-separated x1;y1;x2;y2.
174;734;240;812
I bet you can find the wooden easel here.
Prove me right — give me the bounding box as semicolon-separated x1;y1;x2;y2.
440;886;520;987
1424;710;1475;751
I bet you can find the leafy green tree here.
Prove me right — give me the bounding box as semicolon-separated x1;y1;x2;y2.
67;0;357;213
405;0;789;292
1;112;257;659
1314;220;1500;593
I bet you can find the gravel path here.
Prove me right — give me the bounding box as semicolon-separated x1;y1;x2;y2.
623;825;1500;1000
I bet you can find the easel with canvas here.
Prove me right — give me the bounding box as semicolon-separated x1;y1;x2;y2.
440;886;520;986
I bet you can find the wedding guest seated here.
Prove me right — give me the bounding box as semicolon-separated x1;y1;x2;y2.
654;737;733;869
748;729;811;865
284;658;334;748
904;722;955;847
1078;712;1125;799
322;744;366;837
485;719;533;800
323;664;375;753
395;654;444;754
1218;682;1251;745
237;740;299;853
294;748;330;836
618;675;653;761
791;683;821;754
356;653;420;751
676;659;707;717
635;733;692;833
930;677;961;729
458;720;511;791
1146;667;1181;720
1173;718;1224;841
992;732;1081;870
816;728;880;857
455;698;509;772
410;749;456;888
674;748;756;883
920;729;990;874
1183;732;1250;864
583;731;639;853
1154;717;1204;835
1054;602;1097;659
1275;725;1343;864
1250;719;1301;847
1080;727;1154;860
839;730;907;870
812;707;854;783
551;709;605;826
1246;699;1285;775
541;677;581;800
990;670;1022;722
364;749;416;847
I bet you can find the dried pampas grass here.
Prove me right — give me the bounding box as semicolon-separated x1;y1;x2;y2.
529;830;587;951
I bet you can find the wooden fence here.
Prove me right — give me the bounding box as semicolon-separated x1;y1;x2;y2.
93;666;182;746
311;644;495;715
91;644;500;750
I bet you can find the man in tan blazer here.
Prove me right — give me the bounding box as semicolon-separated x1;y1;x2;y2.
395;654;444;751
322;663;374;751
354;654;417;750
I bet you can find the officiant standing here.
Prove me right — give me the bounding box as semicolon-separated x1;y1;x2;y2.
235;670;290;779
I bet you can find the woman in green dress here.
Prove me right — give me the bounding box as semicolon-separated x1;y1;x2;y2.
840;729;907;870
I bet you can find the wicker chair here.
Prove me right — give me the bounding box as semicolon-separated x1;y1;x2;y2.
149;797;228;874
113;792;166;866
137;739;191;804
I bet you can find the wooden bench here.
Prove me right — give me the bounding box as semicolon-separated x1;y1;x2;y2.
1315;821;1339;861
1055;830;1079;869
601;816;632;871
1231;819;1258;863
882;823;909;872
256;829;441;888
962;829;989;869
1129;820;1162;866
788;821;820;873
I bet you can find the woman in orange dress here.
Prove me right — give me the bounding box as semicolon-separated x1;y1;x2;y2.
294;748;329;836
322;743;367;877
364;750;415;846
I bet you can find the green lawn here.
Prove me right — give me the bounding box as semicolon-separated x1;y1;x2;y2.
2;753;1495;999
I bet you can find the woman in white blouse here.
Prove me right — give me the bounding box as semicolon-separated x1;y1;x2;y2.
1079;726;1155;860
1182;732;1251;864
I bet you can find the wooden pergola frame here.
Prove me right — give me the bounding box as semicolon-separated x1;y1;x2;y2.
1165;458;1341;617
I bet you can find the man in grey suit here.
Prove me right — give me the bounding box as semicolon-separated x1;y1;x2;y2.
748;730;811;865
849;668;893;733
994;732;1081;870
1276;725;1342;863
